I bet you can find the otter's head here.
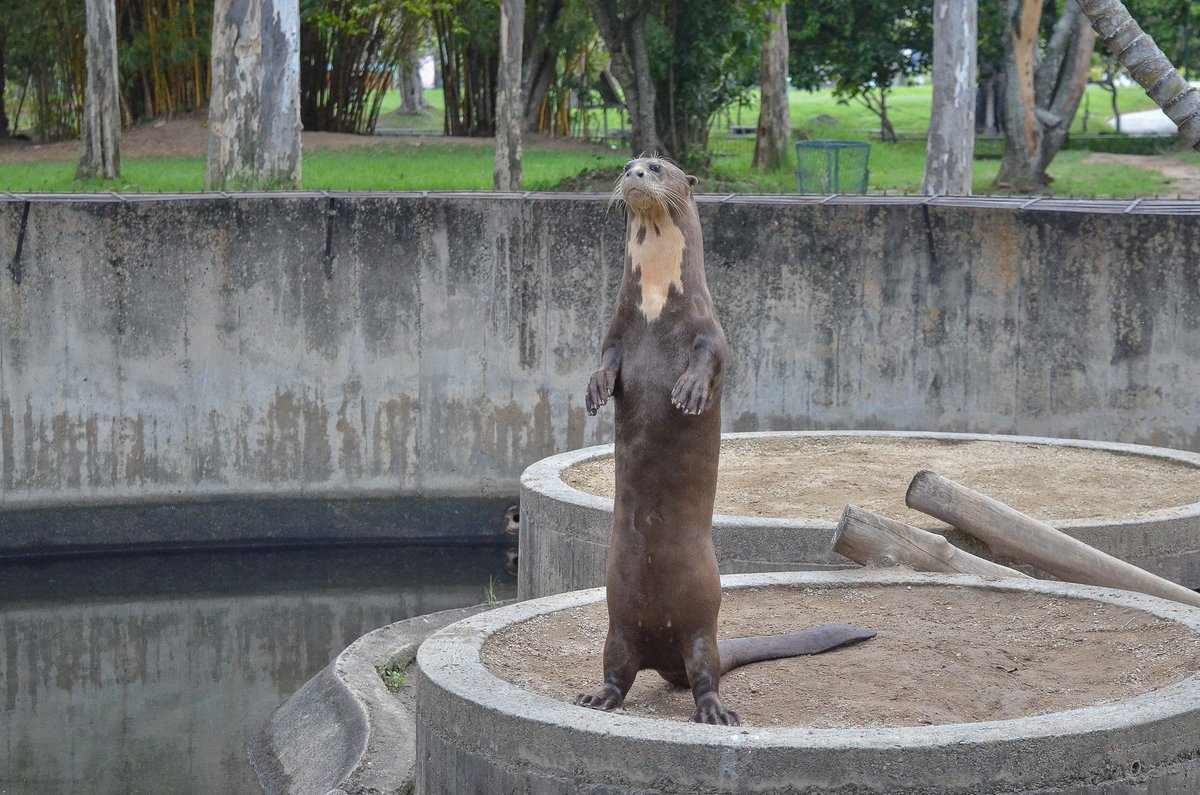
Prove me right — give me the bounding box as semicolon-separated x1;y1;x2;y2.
615;156;697;216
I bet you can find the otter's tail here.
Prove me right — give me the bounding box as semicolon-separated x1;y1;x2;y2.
717;624;876;676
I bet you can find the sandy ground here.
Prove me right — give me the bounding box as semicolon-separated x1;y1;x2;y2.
562;436;1200;526
482;583;1200;727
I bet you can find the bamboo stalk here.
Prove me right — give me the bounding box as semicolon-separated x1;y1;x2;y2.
906;470;1200;609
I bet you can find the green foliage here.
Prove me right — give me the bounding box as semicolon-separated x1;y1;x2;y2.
377;661;409;693
645;1;769;167
788;0;932;143
1;0;86;141
116;0;214;121
300;0;422;134
1124;0;1200;78
428;0;501;136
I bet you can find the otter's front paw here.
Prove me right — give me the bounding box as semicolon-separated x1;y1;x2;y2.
575;684;624;711
586;368;617;415
671;370;711;415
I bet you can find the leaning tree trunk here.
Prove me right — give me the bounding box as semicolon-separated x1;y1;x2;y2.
1078;0;1200;151
752;2;790;172
205;0;302;190
494;0;525;191
994;0;1094;193
922;0;977;195
588;0;664;158
78;0;122;180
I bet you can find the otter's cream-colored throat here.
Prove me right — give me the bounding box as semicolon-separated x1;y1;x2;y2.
628;211;684;321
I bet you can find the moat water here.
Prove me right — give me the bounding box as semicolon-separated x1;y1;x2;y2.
0;540;516;794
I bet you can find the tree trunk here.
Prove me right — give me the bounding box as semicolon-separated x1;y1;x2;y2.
494;0;525;191
588;0;664;158
0;30;9;138
1078;0;1200;151
400;54;427;114
522;52;556;133
752;2;790;172
994;0;1095;193
205;0;302;190
977;75;1004;136
77;0;122;181
922;0;977;195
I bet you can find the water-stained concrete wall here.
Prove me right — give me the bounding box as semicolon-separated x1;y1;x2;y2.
2;193;1199;536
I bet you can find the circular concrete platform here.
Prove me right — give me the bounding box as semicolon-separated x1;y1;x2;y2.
415;571;1200;794
518;431;1200;599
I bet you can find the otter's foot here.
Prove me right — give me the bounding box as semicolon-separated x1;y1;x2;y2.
693;692;740;726
575;684;624;712
586;367;618;415
670;369;712;415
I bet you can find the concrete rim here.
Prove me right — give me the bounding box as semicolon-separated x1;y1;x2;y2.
419;569;1200;750
522;430;1200;533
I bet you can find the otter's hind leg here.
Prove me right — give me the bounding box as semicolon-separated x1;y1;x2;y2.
683;634;740;726
576;630;640;712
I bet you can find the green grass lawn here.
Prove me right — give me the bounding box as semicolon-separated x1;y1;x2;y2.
0;143;628;193
0;84;1187;196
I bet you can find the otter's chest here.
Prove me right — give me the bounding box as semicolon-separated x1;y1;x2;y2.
628;216;686;322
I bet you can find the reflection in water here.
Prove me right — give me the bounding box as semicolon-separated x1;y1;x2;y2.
0;544;516;795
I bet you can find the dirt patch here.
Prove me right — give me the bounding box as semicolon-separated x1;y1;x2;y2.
481;583;1200;728
1082;152;1200;198
561;436;1200;526
0;113;613;164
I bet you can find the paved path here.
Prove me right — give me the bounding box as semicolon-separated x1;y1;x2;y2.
1108;84;1200;135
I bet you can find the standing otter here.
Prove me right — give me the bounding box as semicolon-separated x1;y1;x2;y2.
577;157;873;726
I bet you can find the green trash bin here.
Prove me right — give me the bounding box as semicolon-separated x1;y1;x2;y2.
796;140;870;194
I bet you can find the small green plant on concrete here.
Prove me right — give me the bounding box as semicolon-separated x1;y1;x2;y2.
377;661;409;693
484;575;500;607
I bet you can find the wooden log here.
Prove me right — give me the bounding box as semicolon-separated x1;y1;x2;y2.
906;470;1200;609
833;505;1029;578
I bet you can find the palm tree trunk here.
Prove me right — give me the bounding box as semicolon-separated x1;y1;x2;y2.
1077;0;1200;151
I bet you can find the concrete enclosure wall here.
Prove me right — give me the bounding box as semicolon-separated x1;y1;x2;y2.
3;193;1200;528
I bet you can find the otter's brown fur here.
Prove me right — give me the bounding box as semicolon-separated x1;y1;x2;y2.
577;157;873;726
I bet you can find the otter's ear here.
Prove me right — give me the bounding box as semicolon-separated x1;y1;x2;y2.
686;174;698;188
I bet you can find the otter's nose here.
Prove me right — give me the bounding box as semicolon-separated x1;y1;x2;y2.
634;168;645;178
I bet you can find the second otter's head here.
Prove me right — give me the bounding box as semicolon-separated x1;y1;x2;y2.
617;157;698;216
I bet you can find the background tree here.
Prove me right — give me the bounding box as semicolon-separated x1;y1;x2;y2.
206;0;302;189
752;2;790;172
433;0;500;136
494;0;524;189
522;0;596;134
300;0;416;134
395;6;431;115
117;0;213;122
0;8;9;138
79;0;123;180
994;0;1094;192
922;0;976;195
789;1;932;143
1079;0;1200;152
589;1;767;165
586;0;660;156
0;0;86;141
976;1;1008;137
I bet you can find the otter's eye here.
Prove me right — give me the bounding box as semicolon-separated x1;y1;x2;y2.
649;163;661;173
